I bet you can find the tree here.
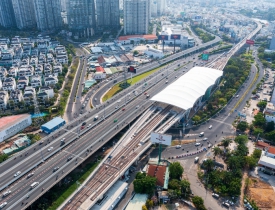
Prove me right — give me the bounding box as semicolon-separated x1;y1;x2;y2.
133;50;139;56
253;127;264;136
192;115;201;124
237;121;248;132
142;205;148;210
252;149;262;159
145;199;154;209
212;147;222;157
235;144;249;156
234;135;248;145
168;179;180;190
253;113;266;128
180;179;191;198
266;130;275;142
133;173;157;195
169;162;183;180
245;156;258;169
218;98;227;106
257;101;267;110
203;159;215;173
221;138;232;149
0;154;9;163
266;121;275;132
192;196;207;210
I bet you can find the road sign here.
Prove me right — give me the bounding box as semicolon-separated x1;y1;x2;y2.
150;132;172;146
202;52;209;61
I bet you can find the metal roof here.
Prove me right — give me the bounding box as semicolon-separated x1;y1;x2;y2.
151;67;223;110
41;117;65;130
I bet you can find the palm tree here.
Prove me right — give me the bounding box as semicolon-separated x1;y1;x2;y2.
204;159;215;173
212;146;222;157
221;138;232;149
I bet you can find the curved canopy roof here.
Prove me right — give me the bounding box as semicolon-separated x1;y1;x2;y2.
151;67;223;110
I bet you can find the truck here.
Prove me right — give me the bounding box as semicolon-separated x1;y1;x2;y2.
94;115;98;121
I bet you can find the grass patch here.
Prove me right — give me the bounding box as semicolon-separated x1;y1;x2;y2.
35;161;100;210
102;66;163;102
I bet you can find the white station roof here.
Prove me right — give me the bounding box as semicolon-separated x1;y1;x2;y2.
151;67;223;110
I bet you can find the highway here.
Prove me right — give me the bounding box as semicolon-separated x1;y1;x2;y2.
0;24;259;209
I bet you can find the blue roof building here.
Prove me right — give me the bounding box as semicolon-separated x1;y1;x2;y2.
41;117;65;134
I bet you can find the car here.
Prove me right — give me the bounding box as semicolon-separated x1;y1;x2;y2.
209;125;212;129
2;190;11;197
165;80;168;84
87;124;91;128
208;143;212;148
136;105;139;109
14;171;21;177
67;156;73;161
115;106;118;109
48;147;53;152
175;76;178;78
176;145;181;149
122;108;125;111
212;193;219;198
82;122;86;126
61;138;65;142
199;132;204;137
27;173;34;178
0;202;7;208
53;167;59;172
195;142;201;146
225;200;234;206
203;138;208;141
236;94;239;98
222;202;230;208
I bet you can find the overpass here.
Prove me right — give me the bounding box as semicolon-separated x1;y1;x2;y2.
0;22;261;210
59;21;262;210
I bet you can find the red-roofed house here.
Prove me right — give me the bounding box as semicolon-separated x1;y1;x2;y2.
256;141;270;150
0;114;32;142
97;55;106;65
96;66;105;73
117;34;158;45
266;146;275;158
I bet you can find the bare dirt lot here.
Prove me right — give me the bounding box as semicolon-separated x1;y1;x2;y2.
246;178;275;209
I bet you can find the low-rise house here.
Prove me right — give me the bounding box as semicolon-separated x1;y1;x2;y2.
11;37;20;45
55;45;66;54
2;77;16;91
13;46;23;59
53;63;62;76
31;76;42;88
0;80;2;89
0;38;10;44
34;64;43;76
37;86;54;101
30;56;38;66
21;58;29;65
0;67;8;81
37;40;48;48
38;54;46;64
9;66;18;78
17;76;29;89
47;53;54;63
0;91;8;109
31;49;39;56
18;65;34;77
44;75;58;86
8;89;23;106
44;63;52;76
23;86;36;105
56;54;68;64
1;49;14;60
0;43;8;51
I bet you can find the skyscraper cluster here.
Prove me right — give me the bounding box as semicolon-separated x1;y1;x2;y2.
0;0;153;36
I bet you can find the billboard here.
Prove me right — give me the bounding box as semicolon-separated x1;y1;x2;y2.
127;66;136;73
158;35;169;40
246;40;255;45
202;51;209;61
150;132;172;146
170;34;181;40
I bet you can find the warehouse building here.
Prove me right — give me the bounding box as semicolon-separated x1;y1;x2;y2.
41;117;65;134
0;114;32;143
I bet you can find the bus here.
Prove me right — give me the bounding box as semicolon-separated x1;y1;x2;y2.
30;182;39;189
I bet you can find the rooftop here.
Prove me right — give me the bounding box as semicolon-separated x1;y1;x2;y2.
41;117;65;130
0;114;31;132
118;34;158;41
125;194;148;210
259;152;275;170
268;147;275;155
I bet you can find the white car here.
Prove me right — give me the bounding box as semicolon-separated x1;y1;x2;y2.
2;190;11;197
212;193;219;198
209;125;212;129
195;142;201;146
14;171;21;177
48;147;53;152
0;202;7;208
203;138;208;141
236;94;239;98
176;145;181;149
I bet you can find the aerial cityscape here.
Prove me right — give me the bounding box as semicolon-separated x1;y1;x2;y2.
0;0;275;210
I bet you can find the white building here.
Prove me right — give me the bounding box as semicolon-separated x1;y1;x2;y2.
44;75;58;86
93;72;106;80
0;114;32;142
0;91;9;109
2;77;16;91
144;47;164;59
258;148;275;175
264;103;275;123
124;0;150;35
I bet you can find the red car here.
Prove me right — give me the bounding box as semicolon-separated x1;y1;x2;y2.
122;108;125;111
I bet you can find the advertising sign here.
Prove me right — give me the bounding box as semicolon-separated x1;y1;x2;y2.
246;40;255;45
127;66;136;73
170;34;181;40
202;51;209;61
150;132;172;146
158;35;169;40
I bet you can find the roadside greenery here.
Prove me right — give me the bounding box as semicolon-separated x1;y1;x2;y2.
251;112;275;141
192;56;251;124
200;135;260;196
169;162;184;180
133;172;157;196
192;196;207;210
190;25;215;43
0;154;9;164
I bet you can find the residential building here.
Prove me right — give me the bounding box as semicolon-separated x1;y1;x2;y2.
44;75;58;86
2;77;16;91
0;68;8;80
31;76;42;88
0;91;9;109
0;0;16;28
17;76;29;89
157;0;166;16
264;103;275;123
53;63;62;76
18;65;34;77
9;66;18;78
8;89;23;105
124;0;150;35
144;47;164;59
0;114;32;142
11;0;36;29
95;0;120;29
37;86;54;100
258;148;275;175
33;0;62;31
44;63;52;76
0;80;2;89
34;64;43;76
23;86;36;104
66;0;96;37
